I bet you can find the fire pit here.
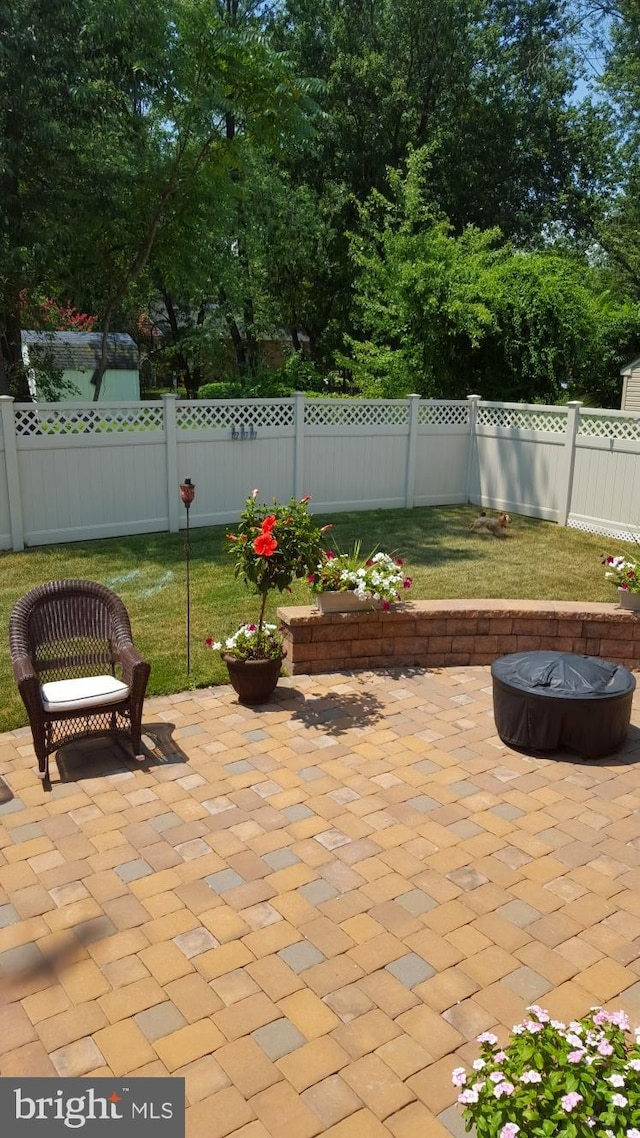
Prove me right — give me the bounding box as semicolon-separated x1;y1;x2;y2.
491;650;635;759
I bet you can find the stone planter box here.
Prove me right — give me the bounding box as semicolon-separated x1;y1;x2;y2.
315;591;380;614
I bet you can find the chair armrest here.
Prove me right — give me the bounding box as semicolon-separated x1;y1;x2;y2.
117;644;151;695
12;653;43;721
12;652;38;687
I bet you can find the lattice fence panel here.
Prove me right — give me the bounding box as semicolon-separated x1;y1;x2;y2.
477;405;567;433
418;402;469;426
568;518;640;543
304;401;409;427
14;405;164;437
579;412;640;441
177;402;294;431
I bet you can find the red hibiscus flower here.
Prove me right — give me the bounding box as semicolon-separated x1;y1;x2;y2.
253;533;278;556
261;515;276;533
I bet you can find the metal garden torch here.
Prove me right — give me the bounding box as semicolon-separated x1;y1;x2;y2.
179;478;196;674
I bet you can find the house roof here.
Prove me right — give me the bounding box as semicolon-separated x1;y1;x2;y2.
22;331;139;370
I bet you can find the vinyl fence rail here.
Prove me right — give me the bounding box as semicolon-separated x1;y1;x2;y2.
1;392;639;552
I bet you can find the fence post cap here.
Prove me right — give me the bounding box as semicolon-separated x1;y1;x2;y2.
466;393;481;400
0;395;15;402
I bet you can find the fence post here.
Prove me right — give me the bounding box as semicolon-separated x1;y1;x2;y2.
293;391;305;500
0;396;24;552
163;393;180;533
466;394;481;505
405;394;421;508
558;400;581;527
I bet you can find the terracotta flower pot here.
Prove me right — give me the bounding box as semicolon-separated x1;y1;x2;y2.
222;652;286;705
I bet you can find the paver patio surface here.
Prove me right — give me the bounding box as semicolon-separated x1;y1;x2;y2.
1;664;640;1138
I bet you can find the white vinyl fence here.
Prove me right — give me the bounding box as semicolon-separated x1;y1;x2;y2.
0;392;639;551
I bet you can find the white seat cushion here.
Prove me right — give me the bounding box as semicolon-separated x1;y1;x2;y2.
41;675;129;713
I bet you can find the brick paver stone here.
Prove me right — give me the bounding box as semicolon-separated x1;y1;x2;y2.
1;667;640;1136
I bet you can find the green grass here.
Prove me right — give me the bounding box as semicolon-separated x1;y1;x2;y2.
0;505;631;733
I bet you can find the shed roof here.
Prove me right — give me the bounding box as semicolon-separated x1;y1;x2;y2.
22;331;138;370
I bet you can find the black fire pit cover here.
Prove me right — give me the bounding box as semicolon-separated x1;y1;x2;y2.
491;651;635;758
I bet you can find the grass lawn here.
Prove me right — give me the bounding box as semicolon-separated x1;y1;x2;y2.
0;504;631;733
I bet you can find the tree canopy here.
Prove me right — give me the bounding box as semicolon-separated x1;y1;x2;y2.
1;0;640;405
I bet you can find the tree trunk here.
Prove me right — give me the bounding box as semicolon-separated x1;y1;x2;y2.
220;288;248;374
0;281;31;400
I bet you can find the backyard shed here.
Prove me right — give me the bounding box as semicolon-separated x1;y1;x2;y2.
621;355;640;412
21;331;140;401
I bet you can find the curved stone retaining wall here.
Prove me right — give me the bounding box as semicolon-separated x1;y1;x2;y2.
277;599;640;675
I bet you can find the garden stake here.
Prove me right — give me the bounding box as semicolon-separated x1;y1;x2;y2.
179;478;195;674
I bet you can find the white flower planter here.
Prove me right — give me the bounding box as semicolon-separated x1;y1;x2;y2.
315;591;381;613
618;587;640;612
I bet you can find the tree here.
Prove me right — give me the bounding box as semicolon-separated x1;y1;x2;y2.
346;150;640;404
0;0;320;399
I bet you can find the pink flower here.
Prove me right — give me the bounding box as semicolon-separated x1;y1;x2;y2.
568;1050;585;1063
452;1068;467;1088
325;549;335;559
612;1094;628;1108
561;1092;583;1112
493;1082;515;1098
610;1011;631;1031
500;1126;520;1138
520;1070;542;1084
403;577;412;589
382;600;391;611
527;1005;550;1022
457;1088;478;1105
495;1051;507;1063
477;1032;498;1045
205;636;213;646
598;1040;614;1056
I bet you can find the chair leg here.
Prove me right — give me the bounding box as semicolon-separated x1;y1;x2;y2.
131;718;146;763
36;748;49;781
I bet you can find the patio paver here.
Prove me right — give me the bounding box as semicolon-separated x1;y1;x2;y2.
1;664;640;1136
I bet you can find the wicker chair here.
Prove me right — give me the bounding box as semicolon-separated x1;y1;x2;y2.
9;579;151;784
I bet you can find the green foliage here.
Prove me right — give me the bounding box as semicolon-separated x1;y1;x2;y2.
206;622;284;661
309;546;412;607
454;1006;640;1138
345;151;640;403
226;490;329;600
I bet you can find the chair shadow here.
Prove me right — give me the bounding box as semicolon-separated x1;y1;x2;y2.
54;721;190;783
281;688;386;735
0;917;117;1000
